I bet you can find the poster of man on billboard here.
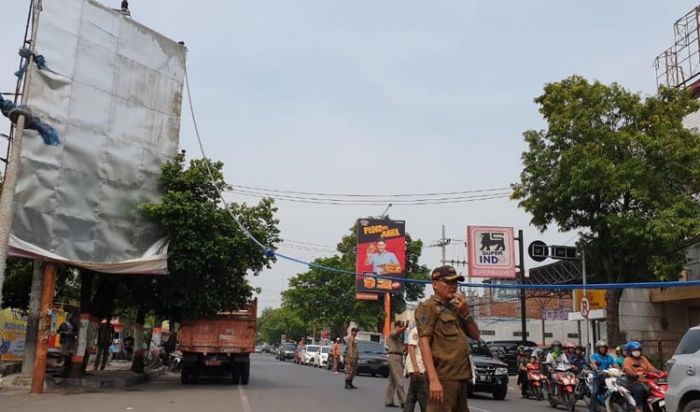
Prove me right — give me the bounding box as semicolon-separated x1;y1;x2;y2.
356;219;406;294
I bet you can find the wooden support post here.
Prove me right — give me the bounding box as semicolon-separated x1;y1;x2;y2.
31;262;56;394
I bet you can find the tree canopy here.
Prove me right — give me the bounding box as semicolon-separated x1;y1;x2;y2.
143;154;280;320
513;75;700;344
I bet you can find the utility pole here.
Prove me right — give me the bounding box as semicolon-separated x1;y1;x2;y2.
0;1;40;307
441;225;446;265
515;230;527;345
582;250;591;353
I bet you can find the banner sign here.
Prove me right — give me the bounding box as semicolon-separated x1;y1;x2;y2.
467;226;516;279
0;308;27;360
574;289;607;311
356;218;406;294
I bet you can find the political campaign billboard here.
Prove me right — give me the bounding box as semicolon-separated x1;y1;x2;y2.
356;219;406;294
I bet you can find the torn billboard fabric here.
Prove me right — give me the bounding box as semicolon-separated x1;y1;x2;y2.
9;0;186;274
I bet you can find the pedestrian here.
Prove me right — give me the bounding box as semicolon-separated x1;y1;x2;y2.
405;322;428;412
94;316;115;370
416;265;480;412
344;326;359;389
386;320;408;408
57;312;77;377
332;337;342;374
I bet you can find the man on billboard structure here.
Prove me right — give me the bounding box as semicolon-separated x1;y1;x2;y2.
364;239;401;275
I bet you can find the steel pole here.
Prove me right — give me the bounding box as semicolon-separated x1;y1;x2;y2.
384;293;391;339
518;230;527;345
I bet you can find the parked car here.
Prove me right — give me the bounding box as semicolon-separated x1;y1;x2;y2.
666;325;700;412
469;339;510;400
356;341;389;378
326;344;346;371
303;345;320;365
260;344;274;354
313;346;331;367
486;340;538;374
277;342;297;361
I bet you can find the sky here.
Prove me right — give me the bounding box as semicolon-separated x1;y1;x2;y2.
0;0;696;314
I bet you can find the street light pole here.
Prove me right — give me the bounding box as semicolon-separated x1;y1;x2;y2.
516;230;527;345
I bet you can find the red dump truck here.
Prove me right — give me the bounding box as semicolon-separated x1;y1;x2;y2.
178;299;257;384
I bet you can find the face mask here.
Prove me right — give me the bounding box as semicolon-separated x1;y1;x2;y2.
632;350;641;358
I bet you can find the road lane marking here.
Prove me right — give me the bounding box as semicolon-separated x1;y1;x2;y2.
470;406;492;412
238;385;252;412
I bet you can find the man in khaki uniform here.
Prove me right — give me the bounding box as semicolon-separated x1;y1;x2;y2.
416;266;480;412
385;320;408;407
345;327;359;389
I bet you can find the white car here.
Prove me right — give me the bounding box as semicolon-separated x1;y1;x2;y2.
666;325;700;412
302;345;320;365
313;346;332;367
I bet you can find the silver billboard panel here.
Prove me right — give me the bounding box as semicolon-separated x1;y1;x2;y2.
9;0;186;274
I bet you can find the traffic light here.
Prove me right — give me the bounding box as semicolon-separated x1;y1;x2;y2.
550;245;577;260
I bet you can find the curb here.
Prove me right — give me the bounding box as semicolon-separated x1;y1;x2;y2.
0;367;165;392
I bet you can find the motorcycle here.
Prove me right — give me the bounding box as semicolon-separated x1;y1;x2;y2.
645;371;668;412
526;366;545;400
582;368;619;412
545;363;579;411
604;369;637;412
168;350;182;373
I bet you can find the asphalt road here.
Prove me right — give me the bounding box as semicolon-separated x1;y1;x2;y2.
0;354;587;412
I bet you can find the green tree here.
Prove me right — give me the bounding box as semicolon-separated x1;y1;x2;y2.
143;154;280;320
1;258;34;309
513;75;700;345
257;306;305;344
281;224;429;338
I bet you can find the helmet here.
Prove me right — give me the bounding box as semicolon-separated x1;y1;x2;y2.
522;347;534;354
530;350;539;358
595;340;608;349
551;340;562;347
565;342;576;349
625;341;642;352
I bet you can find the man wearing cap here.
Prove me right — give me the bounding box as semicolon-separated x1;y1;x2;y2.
345;326;359;389
416;266;480;412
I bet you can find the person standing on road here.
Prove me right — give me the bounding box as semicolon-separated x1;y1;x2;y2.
332;337;342;374
385;320;408;408
344;327;359;389
58;312;77;377
94;316;115;371
405;323;428;412
416;265;480;412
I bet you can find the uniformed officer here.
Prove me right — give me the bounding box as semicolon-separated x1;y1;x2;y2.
385;320;408;407
416;265;480;412
345;326;359;389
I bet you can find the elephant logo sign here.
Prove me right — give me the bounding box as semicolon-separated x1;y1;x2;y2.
480;233;505;251
467;226;516;279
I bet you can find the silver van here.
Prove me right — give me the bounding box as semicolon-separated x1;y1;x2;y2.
666;326;700;412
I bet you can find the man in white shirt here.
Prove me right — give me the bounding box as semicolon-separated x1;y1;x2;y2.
404;325;428;412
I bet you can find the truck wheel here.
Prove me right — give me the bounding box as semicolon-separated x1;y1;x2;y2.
240;362;250;385
231;363;241;385
181;368;190;384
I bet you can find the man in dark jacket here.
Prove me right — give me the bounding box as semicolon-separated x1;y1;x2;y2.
94;316;115;370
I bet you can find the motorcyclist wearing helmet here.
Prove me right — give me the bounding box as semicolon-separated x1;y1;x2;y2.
623;341;659;412
614;345;627;368
545;340;569;366
570;345;587;370
517;346;533;398
589;340;616;412
563;342;577;365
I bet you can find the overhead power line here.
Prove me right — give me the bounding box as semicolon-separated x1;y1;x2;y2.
230;190;511;206
229;184;511;198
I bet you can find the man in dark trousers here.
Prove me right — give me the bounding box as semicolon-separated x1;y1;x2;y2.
94;316;115;370
416;266;480;412
344;326;359;389
58;312;77;377
385;320;408;407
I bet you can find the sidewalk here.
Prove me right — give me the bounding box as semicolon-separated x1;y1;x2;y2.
0;360;164;393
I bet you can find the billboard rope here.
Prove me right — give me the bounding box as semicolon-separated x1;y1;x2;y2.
184;67;700;292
